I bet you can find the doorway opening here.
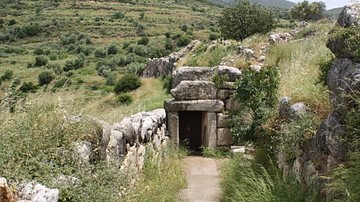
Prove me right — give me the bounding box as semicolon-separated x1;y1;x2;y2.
179;111;203;152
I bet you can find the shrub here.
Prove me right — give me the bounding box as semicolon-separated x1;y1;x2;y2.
219;0;275;41
161;75;172;94
63;55;85;71
114;73;141;94
113;11;125;19
317;55;335;86
8;19;16;26
19;82;37;93
47;63;63;75
209;33;218;41
106;73;117;86
126;62;145;75
128;44;148;57
94;48;107;58
165;39;174;51
49;53;58;61
181;24;188;32
38;71;54;86
116;93;133;105
54;77;71;88
230;66;279;143
33;48;44;55
138;36;149;45
176;36;191;47
34;56;48;67
165;32;171;38
1;70;13;81
107;44;118;55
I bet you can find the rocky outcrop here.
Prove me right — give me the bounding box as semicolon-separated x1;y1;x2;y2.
269;32;292;44
0;177;16;202
141;40;201;78
280;5;360;191
17;182;60;202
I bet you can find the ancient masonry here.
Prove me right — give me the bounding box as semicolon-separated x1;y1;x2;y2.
164;66;241;150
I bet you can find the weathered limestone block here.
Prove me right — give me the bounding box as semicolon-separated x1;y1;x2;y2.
171;81;217;100
167;112;179;145
203;112;217;149
224;98;240;111
74;141;92;163
164;99;224;112
18;182;59;202
327;58;360;106
172;67;214;88
217;113;228;128
218;66;242;82
217;89;234;100
217;128;233;146
141;57;175;78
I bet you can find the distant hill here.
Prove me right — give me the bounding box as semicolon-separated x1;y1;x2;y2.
205;0;295;9
325;7;344;19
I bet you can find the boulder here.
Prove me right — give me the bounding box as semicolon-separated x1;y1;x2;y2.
172;67;214;88
18;182;59;202
171;81;217;100
74;141;92;163
337;5;359;27
164;99;224;112
218;66;242;82
326;58;360;106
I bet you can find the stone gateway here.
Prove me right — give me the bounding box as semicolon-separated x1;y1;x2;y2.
164;66;241;150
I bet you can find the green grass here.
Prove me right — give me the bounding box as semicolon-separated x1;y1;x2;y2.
221;155;310;202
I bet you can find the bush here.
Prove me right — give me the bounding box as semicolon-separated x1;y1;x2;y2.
94;48;107;58
114;73;141;94
38;71;54;86
116;93;133;105
181;24;188;32
209;33;219;41
128;44;148;57
47;63;63;75
63;55;85;71
33;48;44;55
34;56;48;67
230;67;279;143
1;70;13;81
54;77;71;88
219;0;275;41
49;53;58;61
113;11;125;19
19;82;37;93
176;36;191;47
107;44;118;55
106;73;117;86
138;36;149;45
8;19;16;26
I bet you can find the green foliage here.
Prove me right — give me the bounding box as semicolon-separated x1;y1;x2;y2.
139;12;145;20
107;44;118;55
137;36;149;45
317;55;335;86
53;77;71;88
328;25;360;62
106;73;117;86
114;73;141;94
116;93;133;105
63;55;85;71
19;82;38;93
34;56;48;67
176;35;191;47
161;74;172;94
1;70;13;81
230;67;279;143
94;48;107;58
33;48;44;55
219;0;275;41
212;72;229;89
273;113;320;162
208;32;219;41
201;147;229;158
38;70;55;86
289;1;326;21
112;11;125;19
221;155;307;202
181;24;188;32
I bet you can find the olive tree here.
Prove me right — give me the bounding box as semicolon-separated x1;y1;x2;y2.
219;0;275;41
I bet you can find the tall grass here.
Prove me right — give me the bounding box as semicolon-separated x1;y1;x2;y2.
267;29;333;117
221;155;308;202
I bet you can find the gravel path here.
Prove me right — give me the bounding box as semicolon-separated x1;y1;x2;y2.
179;156;226;202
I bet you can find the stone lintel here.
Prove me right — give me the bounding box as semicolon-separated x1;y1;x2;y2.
164;99;224;112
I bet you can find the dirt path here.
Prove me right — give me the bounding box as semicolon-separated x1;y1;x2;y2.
179;156;226;202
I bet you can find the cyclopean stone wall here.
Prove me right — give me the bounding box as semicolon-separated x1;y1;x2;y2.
164;66;241;149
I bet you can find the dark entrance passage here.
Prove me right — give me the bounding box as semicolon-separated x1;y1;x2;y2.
179;111;202;152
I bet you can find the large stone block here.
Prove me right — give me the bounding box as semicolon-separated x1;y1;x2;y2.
203;112;217;149
218;66;241;82
217;89;234;100
167;112;179;145
217;128;233;146
224;98;241;111
217;113;229;128
171;81;217;100
164;99;224;112
172;66;214;88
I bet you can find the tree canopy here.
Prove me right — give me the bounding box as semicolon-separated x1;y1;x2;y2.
289;1;326;21
218;0;275;41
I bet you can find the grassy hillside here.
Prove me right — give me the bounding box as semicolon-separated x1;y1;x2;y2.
0;0;220;122
205;0;295;9
325;7;344;20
